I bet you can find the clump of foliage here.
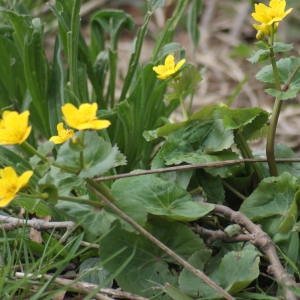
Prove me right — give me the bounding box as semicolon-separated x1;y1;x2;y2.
0;0;300;299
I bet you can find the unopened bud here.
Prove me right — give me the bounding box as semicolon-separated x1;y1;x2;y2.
256;30;265;40
71;136;80;144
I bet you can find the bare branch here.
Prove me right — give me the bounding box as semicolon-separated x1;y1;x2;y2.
87;184;235;300
15;272;147;300
201;203;299;300
194;225;253;244
0;215;76;234
95;158;300;182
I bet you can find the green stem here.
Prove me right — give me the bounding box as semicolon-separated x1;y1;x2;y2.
22;141;47;163
266;98;282;177
179;94;188;121
86;178;117;203
18;192;42;199
237;132;264;182
222;180;246;201
266;23;282;177
79;131;85;169
22;142;77;174
58;195;105;208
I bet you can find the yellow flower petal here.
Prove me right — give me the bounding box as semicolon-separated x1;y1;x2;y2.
0;167;33;207
0;110;31;145
49;122;74;144
61;103;111;131
153;55;185;80
174;59;186;72
251;0;292;27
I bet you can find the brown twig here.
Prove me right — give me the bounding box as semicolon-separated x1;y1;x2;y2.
95;158;300;182
0;215;76;233
201;203;298;300
15;272;148;300
194;226;252;244
87;184;235;300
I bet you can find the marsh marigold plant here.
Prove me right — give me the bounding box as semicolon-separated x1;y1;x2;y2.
49;123;74;144
62;103;111;130
0;110;32;145
0;167;33;207
153;55;185;80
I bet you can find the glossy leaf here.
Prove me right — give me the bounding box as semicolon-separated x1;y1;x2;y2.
187;0;201;50
178;250;219;298
99;220;205;298
56;131;123;178
248;42;293;63
48;34;65;137
220;249;260;294
256;57;300;96
24;18;50;138
56;198;147;237
264;88;297;100
111;174;213;221
240;172;300;237
79;257;113;287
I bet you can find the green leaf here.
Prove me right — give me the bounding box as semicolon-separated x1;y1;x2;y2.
162;141;239;177
91;10;135;53
0;35;26;107
56;131;121;178
240;172;300;237
219;249;260;294
13;197;53;217
24;18;50;138
255;41;270;50
48;34;65;137
264;88;298;100
216;107;269;132
196;170;225;204
157;42;185;61
262;144;300;177
248;42;293;63
256;56;300;94
111;174;213;221
79;257;113;287
224;224;242;237
171;65;202;99
187;0;201;50
56;198;147;237
292;222;300;232
30;142;55;168
179;250;220;298
147;0;168;13
163;283;193;300
99;220;205;298
38;183;58;206
66;0;82;104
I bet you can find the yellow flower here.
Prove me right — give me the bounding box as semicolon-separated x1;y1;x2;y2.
0;110;32;145
49;123;74;144
153;55;186;80
252;0;292;25
253;23;279;38
0;167;33;207
61;103;111;130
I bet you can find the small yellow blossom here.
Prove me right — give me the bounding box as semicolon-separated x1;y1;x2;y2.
0;110;32;145
218;103;228;108
253;23;278;38
61;103;111;131
153;55;186;80
252;0;292;26
49;123;74;144
0;167;33;207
